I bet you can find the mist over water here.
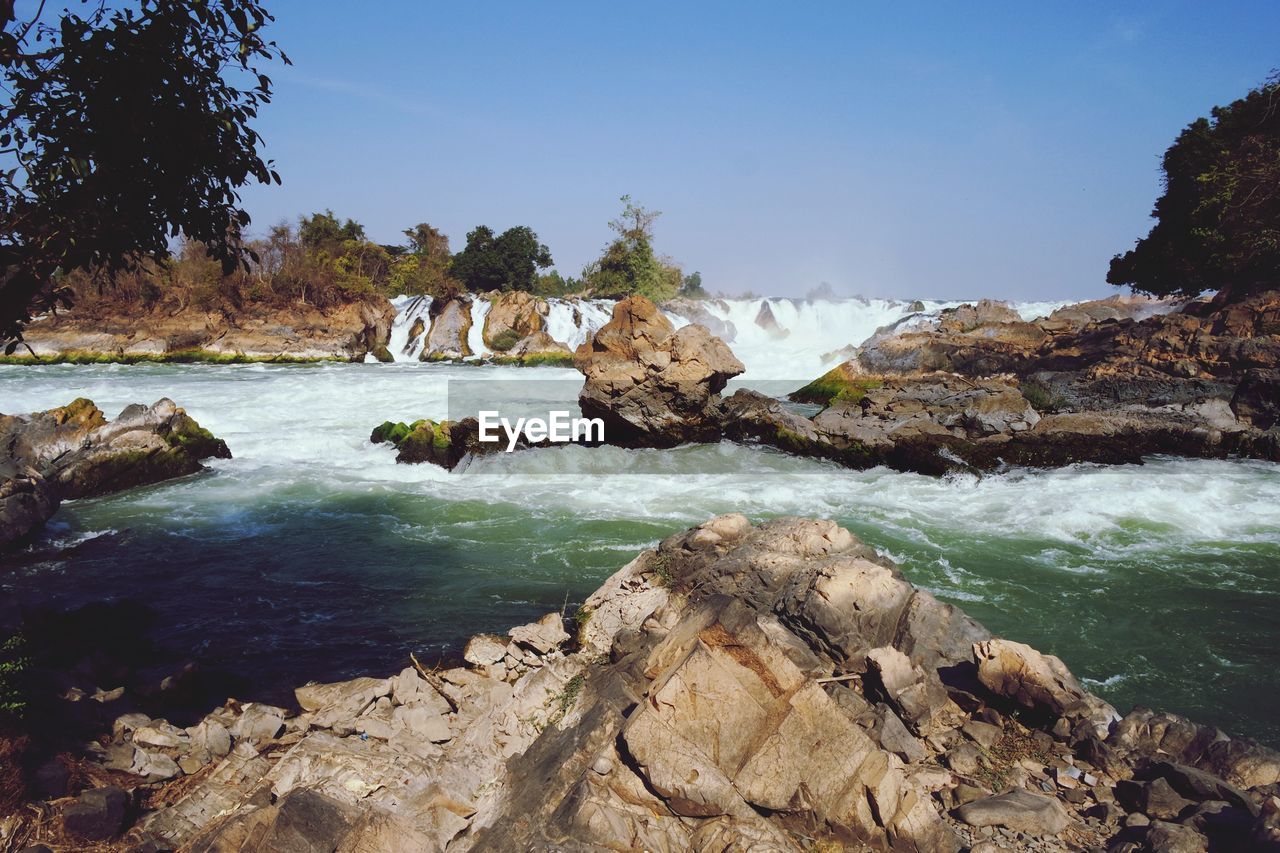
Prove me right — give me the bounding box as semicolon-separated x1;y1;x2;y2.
2;350;1278;744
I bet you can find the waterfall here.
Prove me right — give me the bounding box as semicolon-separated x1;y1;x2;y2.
385;294;1122;378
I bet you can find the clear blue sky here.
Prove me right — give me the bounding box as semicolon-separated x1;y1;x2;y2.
237;1;1279;300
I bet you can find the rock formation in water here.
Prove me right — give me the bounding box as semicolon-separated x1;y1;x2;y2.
23;517;1280;851
0;398;230;549
14;297;395;363
420;296;475;361
574;295;745;446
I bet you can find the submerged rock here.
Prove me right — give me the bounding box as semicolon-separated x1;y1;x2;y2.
0;398;230;549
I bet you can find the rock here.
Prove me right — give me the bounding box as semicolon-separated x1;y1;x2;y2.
975;638;1117;735
963;719;1004;748
872;705;928;763
494;330;572;365
1115;777;1195;820
574;295;744;447
463;634;508;667
392;704;452;742
133;721;189;749
1145;820;1210;853
229;703;285;745
508;612;570;655
420;296;473;360
0;399;229;547
62;785;129;840
482;291;548;351
296;676;390;718
187;719;232;760
1233;368;1280;429
19;294;394;362
954;788;1070;836
135;750;182;781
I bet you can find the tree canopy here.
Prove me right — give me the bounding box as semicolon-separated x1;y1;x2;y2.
0;0;290;348
1108;73;1280;301
449;225;553;292
583;195;683;301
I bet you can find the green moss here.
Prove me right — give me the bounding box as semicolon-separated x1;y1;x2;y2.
546;672;586;727
1020;379;1068;413
370;420;414;445
0;633;30;720
370;344;394;363
0;349;329;365
488;352;575;368
487;328;523;351
789;365;883;406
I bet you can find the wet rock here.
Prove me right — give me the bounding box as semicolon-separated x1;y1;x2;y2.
63;785;129;840
954;788;1070;836
482;290;548;351
574;295;744;447
0;399;229;547
421;296;473;360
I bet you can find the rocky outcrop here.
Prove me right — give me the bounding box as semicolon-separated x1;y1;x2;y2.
574;295;744;446
489;331;573;366
32;516;1280;852
480;291;547;351
14;298;395;363
0;398;229;549
727;373;1279;474
421;296;474;361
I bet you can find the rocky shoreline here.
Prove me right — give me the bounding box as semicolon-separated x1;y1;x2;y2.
6;516;1277;851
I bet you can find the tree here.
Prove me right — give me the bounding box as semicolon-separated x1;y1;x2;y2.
0;0;289;348
679;271;708;298
391;222;460;297
583;196;679;301
299;210;366;253
450;225;553;292
1108;73;1280;301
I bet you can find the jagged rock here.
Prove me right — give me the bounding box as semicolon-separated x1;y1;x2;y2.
1116;777;1196;820
62;785;129;840
421;296;474;360
229;703;286;745
574;295;744;446
482;291;548;351
0;398;229;548
954;788;1070;835
975;638;1117;736
463;634;508;667
1232;368;1280;429
507;612;569;654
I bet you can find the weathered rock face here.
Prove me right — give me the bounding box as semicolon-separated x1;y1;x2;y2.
481;291;548;351
421;296;474;360
574;295;744;446
16;297;395;362
0;398;230;549
56;516;1280;853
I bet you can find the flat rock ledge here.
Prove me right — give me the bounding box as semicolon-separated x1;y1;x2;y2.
0;398;230;549
17;516;1280;851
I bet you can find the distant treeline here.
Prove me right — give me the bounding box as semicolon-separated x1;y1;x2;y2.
61;196;709;313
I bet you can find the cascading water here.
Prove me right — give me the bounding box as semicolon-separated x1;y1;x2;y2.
384;294;1173;379
387;294;434;361
466;298;491;359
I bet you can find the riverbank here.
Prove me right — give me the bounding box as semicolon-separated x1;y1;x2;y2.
8;516;1279;850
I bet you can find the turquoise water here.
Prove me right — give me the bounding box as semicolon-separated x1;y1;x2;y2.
2;362;1279;744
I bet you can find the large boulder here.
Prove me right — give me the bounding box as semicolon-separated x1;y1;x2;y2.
482;291;549;351
0;398;229;548
574;295;744;446
421;296;474;360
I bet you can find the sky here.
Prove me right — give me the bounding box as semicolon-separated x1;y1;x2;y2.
231;0;1279;301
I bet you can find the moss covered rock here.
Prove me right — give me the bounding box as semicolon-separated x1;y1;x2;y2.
788;363;883;406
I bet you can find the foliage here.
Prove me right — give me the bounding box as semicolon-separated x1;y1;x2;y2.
299;210;366;252
679;270;708;298
0;633;30;719
583;196;682;301
392;223;462;297
450;225;553;292
1108;73;1280;301
0;0;289;349
532;269;584;298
